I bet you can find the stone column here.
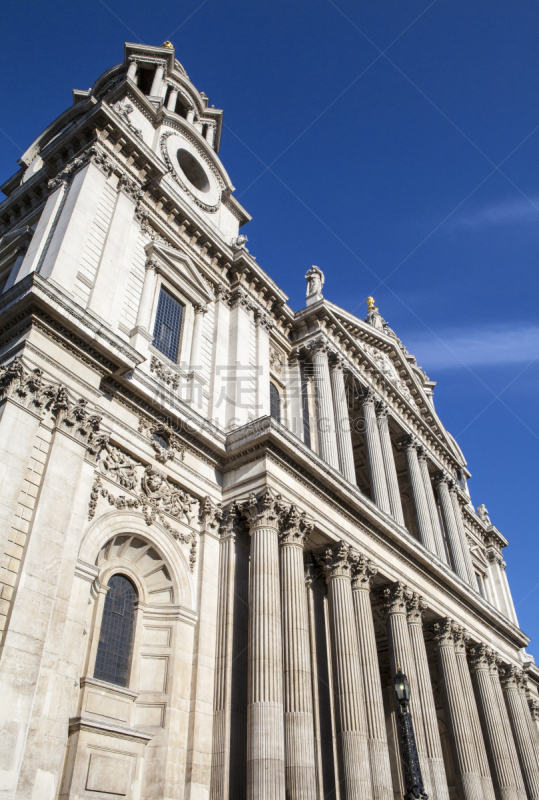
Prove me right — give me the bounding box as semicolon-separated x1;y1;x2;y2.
433;620;484;800
519;675;539;765
501;667;539;800
243;488;286;800
469;644;519;800
135;257;158;333
210;502;249;800
363;390;391;514
382;582;431;797
150;62;165;96
376;404;404;525
452;627;496;800
188;303;208;410
450;487;477;586
208;285;231;429
417;448;447;563
406;595;450;800
488;654;527;800
127;57;138;81
434;473;469;582
401;436;436;553
322;541;372;800
529;700;539;743
309;339;339;470
167;86;179;111
279;507;317;800
187;108;196;124
254;310;272;419
329;355;356;484
287;354;304;442
350;552;393;800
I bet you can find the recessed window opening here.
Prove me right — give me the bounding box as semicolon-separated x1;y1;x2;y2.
153;430;169;450
270;383;281;422
94;574;137;688
176;148;209;192
174;95;189;119
152;287;184;363
137;67;155;96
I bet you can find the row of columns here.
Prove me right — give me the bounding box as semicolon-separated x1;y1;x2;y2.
304;339;476;588
211;497;539;800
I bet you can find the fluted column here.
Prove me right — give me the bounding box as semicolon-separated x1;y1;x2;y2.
363;390;391;514
433;619;484;800
417;448;447;563
406;595;450;800
529;700;539;742
244;488;286;800
501;667;539;800
452;626;496;800
350;552;393;800
519;675;539;765
450;487;477;586
382;582;431;796
322;542;372;800
470;644;519;800
401;436;436;552
279;507;318;800
488;654;527;800
329;355;356;484
135;257;158;332
435;473;469;581
377;404;405;525
309;339;339;470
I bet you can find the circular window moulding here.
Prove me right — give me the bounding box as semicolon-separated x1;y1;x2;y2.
176;149;210;193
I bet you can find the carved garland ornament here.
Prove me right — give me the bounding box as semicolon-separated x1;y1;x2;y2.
88;441;199;571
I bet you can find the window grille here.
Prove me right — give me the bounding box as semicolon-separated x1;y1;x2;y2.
94;574;137;687
270;383;281;421
152;287;184;362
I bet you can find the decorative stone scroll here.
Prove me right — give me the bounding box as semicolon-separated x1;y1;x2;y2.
138;414;186;464
88;441;200;570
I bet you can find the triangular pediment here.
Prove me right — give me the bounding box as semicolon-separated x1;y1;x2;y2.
145;241;214;305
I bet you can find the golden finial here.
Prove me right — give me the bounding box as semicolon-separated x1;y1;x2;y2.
162;41;174;49
397;661;401;671
366;296;375;310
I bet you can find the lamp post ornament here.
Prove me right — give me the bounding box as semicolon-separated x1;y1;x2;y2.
394;662;428;800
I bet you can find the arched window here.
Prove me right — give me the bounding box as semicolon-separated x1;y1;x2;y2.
94;574;137;687
270;382;281;421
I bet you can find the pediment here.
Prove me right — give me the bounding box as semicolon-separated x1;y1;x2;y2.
145;241;214;305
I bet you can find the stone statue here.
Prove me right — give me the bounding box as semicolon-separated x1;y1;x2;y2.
305;266;325;305
365;296;386;331
477;504;491;525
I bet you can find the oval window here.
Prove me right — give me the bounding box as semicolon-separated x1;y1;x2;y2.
176;149;210;193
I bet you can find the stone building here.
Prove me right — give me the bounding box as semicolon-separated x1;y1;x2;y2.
0;40;537;800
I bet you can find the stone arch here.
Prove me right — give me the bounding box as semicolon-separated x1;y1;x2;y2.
80;509;194;609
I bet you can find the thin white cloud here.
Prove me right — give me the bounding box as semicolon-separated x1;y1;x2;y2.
404;324;539;371
452;196;539;228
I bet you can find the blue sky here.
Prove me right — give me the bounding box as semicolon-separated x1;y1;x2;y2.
1;1;538;649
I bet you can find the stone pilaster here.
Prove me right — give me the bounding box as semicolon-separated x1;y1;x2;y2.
243;488;286;800
449;487;477;586
350;552;393;800
210;502;249;800
529;699;539;743
287;354;305;442
469;644;519;800
433;620;484;800
376;404;405;525
329;355;356;484
434;473;469;582
322;541;372;800
382;582;430;796
309;339;339;470
406;594;450;800
487;654;527;800
401;437;436;553
363;390;391;514
279;506;318;800
417;448;447;563
501;667;539;800
452;627;496;800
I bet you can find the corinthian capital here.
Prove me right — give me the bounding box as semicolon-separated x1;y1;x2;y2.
307;336;329;357
398;434;417;452
528;698;539;721
433;617;455;648
452;624;470;654
382;581;408;615
500;665;521;691
321;540;352;580
242;487;284;531
278;504;313;547
469;643;492;671
406;592;428;624
349;551;377;591
199;496;222;533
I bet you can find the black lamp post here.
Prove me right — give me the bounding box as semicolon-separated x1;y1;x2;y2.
394;663;428;800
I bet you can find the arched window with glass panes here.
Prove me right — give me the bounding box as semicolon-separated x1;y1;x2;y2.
94;574;137;687
270;382;281;422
